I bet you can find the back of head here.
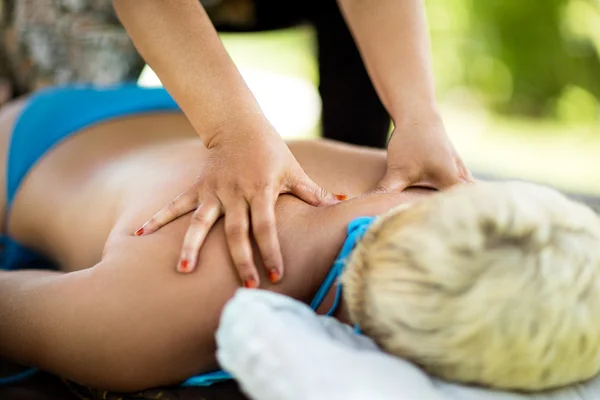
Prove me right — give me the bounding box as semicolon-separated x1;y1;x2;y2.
342;181;600;391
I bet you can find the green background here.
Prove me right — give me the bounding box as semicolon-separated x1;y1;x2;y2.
189;0;600;195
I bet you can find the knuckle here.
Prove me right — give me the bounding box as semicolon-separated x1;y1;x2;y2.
231;183;245;196
371;186;389;195
204;193;221;208
191;212;209;227
235;261;255;277
180;246;197;257
166;200;178;215
252;180;273;194
235;259;252;270
260;252;279;270
253;219;276;236
226;222;248;238
317;186;328;202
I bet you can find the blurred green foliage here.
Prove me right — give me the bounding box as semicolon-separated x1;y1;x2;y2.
426;0;600;122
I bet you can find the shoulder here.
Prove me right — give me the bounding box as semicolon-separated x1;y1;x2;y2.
287;139;385;160
102;213;239;284
286;139;386;196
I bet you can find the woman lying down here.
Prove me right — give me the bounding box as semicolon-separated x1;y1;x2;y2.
1;84;600;393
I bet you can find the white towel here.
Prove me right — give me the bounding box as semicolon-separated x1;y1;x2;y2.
216;289;600;400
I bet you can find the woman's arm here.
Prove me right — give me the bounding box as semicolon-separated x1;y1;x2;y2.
337;0;472;190
112;0;261;143
113;0;338;287
0;225;237;391
0;263;214;391
337;0;437;123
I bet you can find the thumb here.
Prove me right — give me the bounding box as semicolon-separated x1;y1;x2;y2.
374;169;410;194
429;166;464;190
460;164;476;184
287;172;341;206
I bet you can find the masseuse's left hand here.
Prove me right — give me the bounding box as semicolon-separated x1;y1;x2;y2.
335;0;473;193
376;114;472;193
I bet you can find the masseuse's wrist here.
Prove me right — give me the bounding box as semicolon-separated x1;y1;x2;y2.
388;92;440;124
389;99;443;134
204;112;278;149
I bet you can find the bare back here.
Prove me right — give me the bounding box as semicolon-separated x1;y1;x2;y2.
0;99;431;388
0;102;388;271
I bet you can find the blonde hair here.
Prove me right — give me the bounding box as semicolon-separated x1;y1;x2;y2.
341;181;600;391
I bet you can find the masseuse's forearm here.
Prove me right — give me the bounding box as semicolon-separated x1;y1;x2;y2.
113;0;266;146
337;0;440;122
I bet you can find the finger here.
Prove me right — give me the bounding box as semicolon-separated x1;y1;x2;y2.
177;198;222;273
288;171;341;206
250;190;284;283
429;165;464;190
224;199;258;288
374;171;410;194
136;191;198;236
461;165;476;183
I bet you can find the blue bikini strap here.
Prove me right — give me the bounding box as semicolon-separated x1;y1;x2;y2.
310;216;377;315
182;216;377;387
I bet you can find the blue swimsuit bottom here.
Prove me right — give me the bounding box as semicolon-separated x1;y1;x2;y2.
0;83;376;387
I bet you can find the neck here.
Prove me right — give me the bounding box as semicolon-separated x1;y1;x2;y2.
303;189;432;324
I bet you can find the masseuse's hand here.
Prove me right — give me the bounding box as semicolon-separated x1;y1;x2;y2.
336;0;473;193
377;115;472;193
136;120;340;288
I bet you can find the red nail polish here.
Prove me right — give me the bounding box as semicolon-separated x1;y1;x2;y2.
243;278;258;289
179;259;189;272
335;194;348;201
135;227;144;236
268;269;281;283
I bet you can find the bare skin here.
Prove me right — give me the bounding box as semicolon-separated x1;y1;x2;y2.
0;99;431;391
113;0;470;288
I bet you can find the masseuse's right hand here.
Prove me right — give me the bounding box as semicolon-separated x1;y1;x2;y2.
135;119;340;288
114;0;339;286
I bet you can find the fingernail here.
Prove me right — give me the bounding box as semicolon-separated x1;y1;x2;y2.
335;194;348;201
243;278;258;289
135;227;144;236
179;259;190;272
268;269;281;283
